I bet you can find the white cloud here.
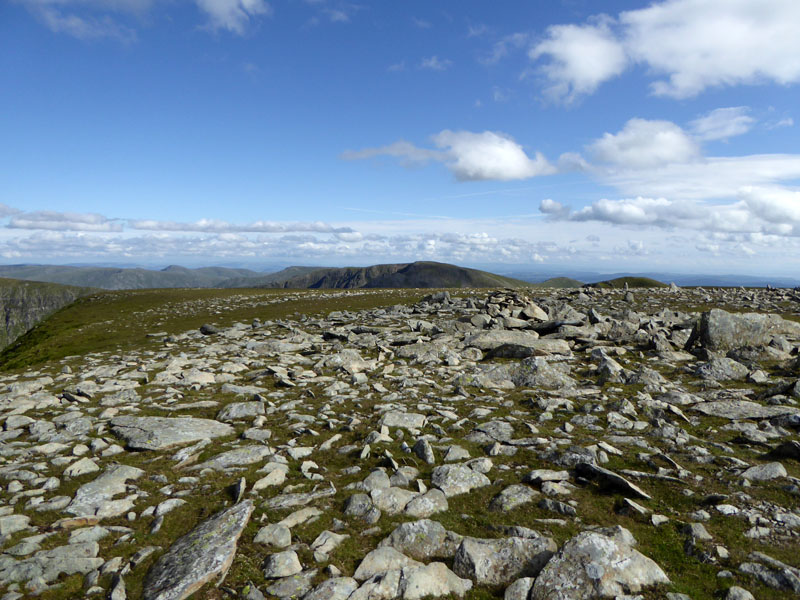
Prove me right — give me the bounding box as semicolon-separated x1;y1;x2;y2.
621;0;800;98
529;18;628;102
0;204;22;218
589;118;699;168
690;107;755;141
194;0;271;33
343;130;555;182
541;185;800;239
432;130;554;181
128;218;353;233
19;0;271;38
8;211;123;232
740;186;800;225
420;56;453;71
529;0;800;100
602;154;800;200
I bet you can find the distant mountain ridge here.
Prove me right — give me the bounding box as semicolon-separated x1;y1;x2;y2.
0;264;264;290
220;261;532;289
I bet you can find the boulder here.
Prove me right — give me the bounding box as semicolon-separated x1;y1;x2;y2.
530;526;669;599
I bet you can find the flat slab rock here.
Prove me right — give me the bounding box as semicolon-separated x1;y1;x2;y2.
692;401;799;420
66;464;145;518
110;416;235;450
143;500;254;600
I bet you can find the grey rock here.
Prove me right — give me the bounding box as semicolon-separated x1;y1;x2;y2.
353;547;423;581
254;524;291;548
489;484;539;512
452;535;557;586
399;562;473;600
110;416;234;451
262;551;303;579
142;500;254;600
264;568;317;598
695;357;749;381
378;519;463;561
380;411;427;431
690;309;800;352
504;577;535;600
191;445;273;471
302;576;359;600
66;465;145;518
431;464;490;497
725;586;756;600
740;462;787;481
404;489;449;518
465;331;571;358
693;401;798;420
217;401;265;422
575;462;652;500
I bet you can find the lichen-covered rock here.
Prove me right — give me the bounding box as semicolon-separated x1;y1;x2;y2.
142;500;254;600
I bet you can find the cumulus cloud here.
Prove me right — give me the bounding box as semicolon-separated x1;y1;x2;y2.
8;211;124;232
343;130;554;181
589;118;700;168
690;107;756;141
529;0;800;100
621;0;800;98
529;18;627;102
432;130;554;181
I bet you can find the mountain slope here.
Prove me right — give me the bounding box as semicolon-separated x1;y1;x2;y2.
0;278;94;349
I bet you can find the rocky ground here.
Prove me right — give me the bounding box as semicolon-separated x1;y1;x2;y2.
0;285;799;600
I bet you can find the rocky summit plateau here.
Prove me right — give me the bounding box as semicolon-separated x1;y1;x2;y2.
0;285;798;600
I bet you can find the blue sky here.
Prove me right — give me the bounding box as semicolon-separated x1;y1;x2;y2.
2;0;800;275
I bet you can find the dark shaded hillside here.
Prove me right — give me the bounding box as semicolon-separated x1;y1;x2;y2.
228;261;533;289
0;278;94;350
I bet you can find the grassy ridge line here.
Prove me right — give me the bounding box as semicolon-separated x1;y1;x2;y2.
0;287;435;371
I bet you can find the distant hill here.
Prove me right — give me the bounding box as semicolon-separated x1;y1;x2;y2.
529;277;584;288
0;264;264;290
0;278;95;349
588;276;668;289
221;261;532;289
